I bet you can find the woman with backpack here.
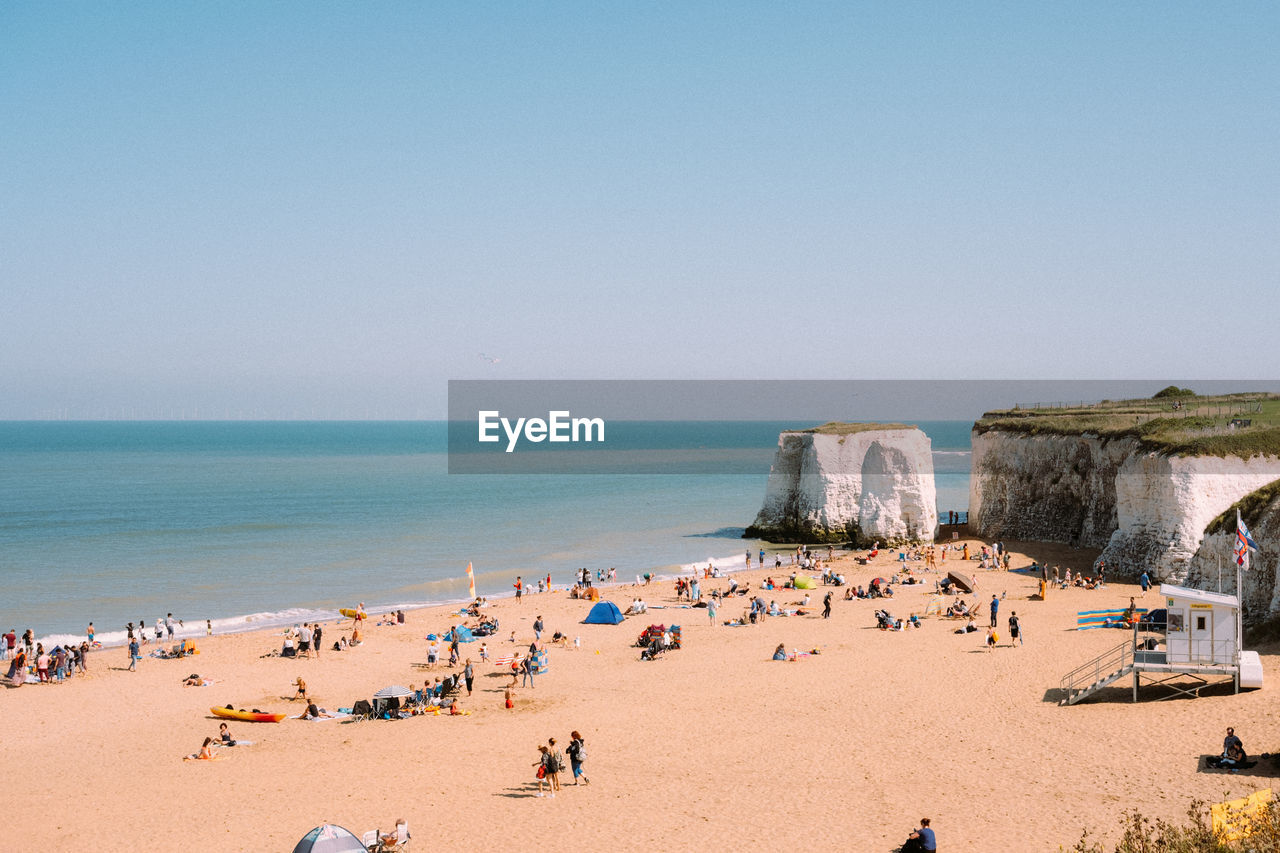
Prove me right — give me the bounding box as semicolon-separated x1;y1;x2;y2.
567;731;589;785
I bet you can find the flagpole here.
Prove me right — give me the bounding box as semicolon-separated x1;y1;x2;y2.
1236;510;1245;660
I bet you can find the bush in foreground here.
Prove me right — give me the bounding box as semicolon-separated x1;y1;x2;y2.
1067;800;1280;852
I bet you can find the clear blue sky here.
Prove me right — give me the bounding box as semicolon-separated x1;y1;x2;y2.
2;3;1277;418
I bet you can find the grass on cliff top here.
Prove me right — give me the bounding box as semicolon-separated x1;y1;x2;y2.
975;393;1280;458
799;421;915;435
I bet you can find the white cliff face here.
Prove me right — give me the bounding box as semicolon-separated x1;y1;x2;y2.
970;428;1280;583
1106;455;1280;583
748;428;936;542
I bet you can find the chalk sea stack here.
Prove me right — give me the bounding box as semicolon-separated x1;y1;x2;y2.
745;422;937;544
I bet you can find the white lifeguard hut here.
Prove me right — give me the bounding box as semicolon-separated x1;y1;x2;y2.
1060;582;1263;705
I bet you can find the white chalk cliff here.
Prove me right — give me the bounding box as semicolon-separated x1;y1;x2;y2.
747;427;936;543
1184;484;1280;621
970;429;1280;584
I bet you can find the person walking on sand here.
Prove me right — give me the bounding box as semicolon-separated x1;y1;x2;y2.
985;626;998;650
534;745;552;797
1008;611;1023;646
521;655;535;689
294;676;307;701
822;591;833;619
989;594;999;628
567;730;589;785
708;598;718;626
547;737;564;793
514;576;523;602
534;616;543;641
1140;570;1150;596
127;637;139;671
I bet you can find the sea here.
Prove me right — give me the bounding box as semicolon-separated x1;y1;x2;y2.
0;420;973;648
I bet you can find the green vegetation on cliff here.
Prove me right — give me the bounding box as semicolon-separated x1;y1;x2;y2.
799;421;914;435
1204;477;1280;535
975;393;1280;459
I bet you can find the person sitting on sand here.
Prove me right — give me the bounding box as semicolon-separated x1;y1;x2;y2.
1213;727;1248;768
965;616;977;634
187;737;215;761
772;643;787;661
303;702;333;719
293;677;307;701
902;817;936;852
218;723;236;746
182;673;208;687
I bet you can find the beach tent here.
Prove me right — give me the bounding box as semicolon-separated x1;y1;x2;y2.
291;824;367;853
532;648;548;674
444;626;475;643
946;571;975;594
583;601;625;625
793;575;816;589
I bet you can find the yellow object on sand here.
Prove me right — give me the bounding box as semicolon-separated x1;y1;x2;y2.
1212;788;1272;841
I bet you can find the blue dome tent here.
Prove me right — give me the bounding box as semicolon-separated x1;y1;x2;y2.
583;600;625;625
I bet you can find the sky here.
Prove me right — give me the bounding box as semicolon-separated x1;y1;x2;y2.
1;3;1277;419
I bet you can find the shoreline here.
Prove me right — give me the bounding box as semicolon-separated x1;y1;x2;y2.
25;545;825;650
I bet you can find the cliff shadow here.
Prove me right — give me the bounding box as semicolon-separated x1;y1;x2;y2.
1001;540;1103;573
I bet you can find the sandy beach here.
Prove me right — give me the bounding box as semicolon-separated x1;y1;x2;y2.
5;539;1277;852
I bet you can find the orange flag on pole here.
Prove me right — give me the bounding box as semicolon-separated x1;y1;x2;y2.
466;562;476;599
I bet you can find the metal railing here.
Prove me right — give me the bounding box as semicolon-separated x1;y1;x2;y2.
1061;640;1133;699
1161;637;1238;667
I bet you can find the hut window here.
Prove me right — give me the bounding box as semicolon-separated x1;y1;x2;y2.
1168;612;1185;632
1196;615;1206;631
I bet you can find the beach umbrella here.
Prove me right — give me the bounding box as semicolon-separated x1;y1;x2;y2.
372;685;413;699
870;577;886;586
946;571;975;593
291;824;367;853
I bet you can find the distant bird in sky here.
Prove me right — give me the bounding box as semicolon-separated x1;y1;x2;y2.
479;352;501;363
